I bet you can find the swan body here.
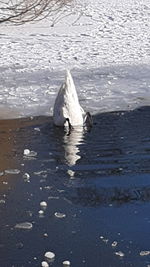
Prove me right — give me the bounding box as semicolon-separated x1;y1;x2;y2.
53;70;86;127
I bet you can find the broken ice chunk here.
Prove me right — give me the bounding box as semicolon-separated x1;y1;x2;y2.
115;251;125;257
40;201;47;208
24;149;30;155
23;149;37;157
5;169;20;174
15;222;33;230
44;251;55;261
111;241;118;247
140;251;150;256
54;212;66;218
63;260;71;266
41;261;49;267
38;210;44;217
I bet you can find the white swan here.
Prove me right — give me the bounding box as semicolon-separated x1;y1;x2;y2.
53;70;92;128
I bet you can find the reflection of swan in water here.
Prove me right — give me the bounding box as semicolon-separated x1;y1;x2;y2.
63;127;84;167
53;70;92;129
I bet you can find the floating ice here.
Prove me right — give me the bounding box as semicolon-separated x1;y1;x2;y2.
44;251;55;260
38;210;44;216
34;127;40;131
63;260;71;266
44;233;48;237
140;251;150;256
23;173;30;182
23;173;30;179
3;181;8;185
5;169;20;175
0;172;4;176
111;241;118;247
24;149;37;157
15;222;33;230
40;201;47;207
115;251;125;257
41;261;49;267
24;149;30;155
54;212;66;218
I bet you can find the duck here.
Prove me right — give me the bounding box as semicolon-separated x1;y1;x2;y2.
53;70;92;130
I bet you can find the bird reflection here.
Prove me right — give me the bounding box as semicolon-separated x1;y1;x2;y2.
63;127;84;167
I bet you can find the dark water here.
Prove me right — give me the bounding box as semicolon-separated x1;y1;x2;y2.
0;106;150;267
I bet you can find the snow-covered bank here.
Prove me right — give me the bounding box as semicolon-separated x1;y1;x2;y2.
0;0;149;118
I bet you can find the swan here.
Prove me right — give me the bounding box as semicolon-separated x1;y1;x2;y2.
53;70;92;129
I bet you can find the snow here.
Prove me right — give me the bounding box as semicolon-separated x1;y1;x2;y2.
0;0;149;119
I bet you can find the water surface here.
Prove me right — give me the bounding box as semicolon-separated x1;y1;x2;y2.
0;106;150;267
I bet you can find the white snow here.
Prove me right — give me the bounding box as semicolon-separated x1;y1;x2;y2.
0;0;149;118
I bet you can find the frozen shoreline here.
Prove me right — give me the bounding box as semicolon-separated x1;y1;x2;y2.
0;0;149;118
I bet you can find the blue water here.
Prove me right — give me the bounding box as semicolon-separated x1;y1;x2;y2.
0;106;150;267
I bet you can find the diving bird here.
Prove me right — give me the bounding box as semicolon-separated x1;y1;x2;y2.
53;70;92;129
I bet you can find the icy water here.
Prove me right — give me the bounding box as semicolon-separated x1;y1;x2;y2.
0;106;150;267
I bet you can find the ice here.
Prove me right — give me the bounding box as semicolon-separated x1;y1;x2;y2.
54;212;66;218
38;210;44;216
23;150;37;158
23;173;30;178
40;201;47;208
63;260;71;266
140;251;150;256
111;241;118;247
0;0;149;119
15;222;33;230
2;181;8;185
5;169;20;175
115;251;125;257
41;261;49;267
23;149;30;155
44;233;48;237
34;127;40;131
44;251;55;260
23;173;30;182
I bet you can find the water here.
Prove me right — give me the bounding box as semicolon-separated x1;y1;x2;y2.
0;106;150;267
